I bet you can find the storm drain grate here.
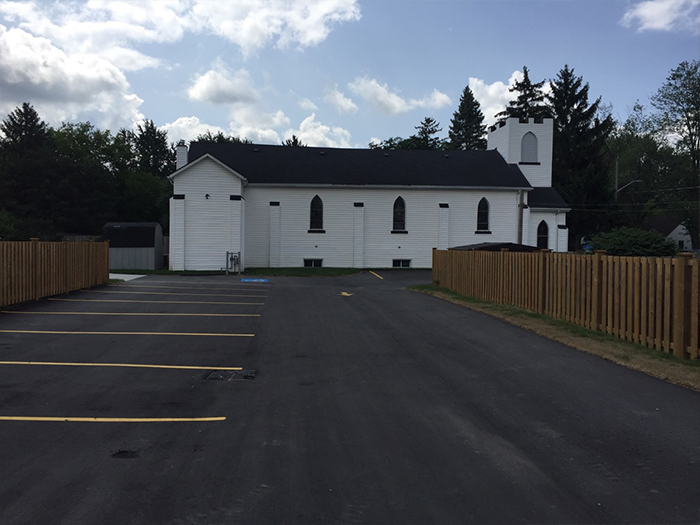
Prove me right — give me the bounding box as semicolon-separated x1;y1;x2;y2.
112;449;139;459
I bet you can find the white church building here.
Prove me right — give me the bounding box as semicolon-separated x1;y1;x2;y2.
168;117;569;270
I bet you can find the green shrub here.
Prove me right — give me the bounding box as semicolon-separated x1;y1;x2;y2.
591;227;678;257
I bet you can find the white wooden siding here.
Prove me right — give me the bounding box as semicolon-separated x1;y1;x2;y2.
170;158;245;270
244;187;521;268
169;198;185;270
528;210;568;252
488;117;553;188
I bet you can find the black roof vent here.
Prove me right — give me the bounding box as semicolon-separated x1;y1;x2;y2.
384;153;389;157
319;151;325;155
253;148;259;152
444;154;450;159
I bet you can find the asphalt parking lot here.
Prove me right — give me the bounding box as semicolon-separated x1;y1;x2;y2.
0;270;698;525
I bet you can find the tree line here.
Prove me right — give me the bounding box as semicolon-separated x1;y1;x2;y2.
371;61;699;249
1;60;697;247
0;104;176;240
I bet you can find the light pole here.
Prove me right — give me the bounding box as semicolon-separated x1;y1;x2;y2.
615;179;642;202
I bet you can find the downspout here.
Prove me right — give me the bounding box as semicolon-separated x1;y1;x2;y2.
517;190;524;244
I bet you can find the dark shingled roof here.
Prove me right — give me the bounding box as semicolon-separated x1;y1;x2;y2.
643;215;682;236
528;187;569;209
449;242;541;252
185;143;532;189
102;222;160;248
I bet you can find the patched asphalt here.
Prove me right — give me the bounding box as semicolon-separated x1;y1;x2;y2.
0;270;698;524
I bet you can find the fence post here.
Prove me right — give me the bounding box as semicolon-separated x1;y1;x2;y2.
538;249;550;315
30;238;39;301
672;252;693;358
591;250;605;331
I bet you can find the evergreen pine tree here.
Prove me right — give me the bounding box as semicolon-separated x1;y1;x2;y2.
412;117;445;150
496;66;550;123
0;102;50;154
546;65;614;245
448;86;487;150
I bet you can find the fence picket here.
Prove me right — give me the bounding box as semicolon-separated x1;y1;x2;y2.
432;249;699;360
0;241;109;307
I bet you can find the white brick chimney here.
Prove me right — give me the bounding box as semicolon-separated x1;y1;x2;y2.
176;140;188;170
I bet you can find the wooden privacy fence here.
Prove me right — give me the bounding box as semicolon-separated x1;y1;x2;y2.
0;240;109;307
432;248;700;360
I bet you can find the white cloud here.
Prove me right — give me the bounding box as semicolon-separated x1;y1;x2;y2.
621;0;700;33
0;0;361;64
228;106;290;144
159;116;226;144
469;70;523;126
325;85;357;114
348;77;409;114
348;77;451;115
0;24;143;129
299;97;318;111
0;0;187;71
189;0;362;57
188;62;258;104
285;113;353;147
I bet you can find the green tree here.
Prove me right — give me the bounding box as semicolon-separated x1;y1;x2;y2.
607;103;690;230
651;60;700;246
369;117;446;150
448;86;487;150
0;209;18;240
412;117;445;150
496;66;550;123
651;60;700;170
194;130;251;144
122;119;176;179
546;65;615;245
0;103;58;238
283;135;306;147
0;102;50;154
51;122;118;234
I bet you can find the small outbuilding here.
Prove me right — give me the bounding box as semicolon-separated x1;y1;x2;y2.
102;222;164;270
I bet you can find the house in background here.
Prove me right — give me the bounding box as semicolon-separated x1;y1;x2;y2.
643;215;694;251
167;117;568;270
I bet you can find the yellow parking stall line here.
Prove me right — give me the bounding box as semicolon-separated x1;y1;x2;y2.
84;290;267;298
1;311;261;318
0;360;243;371
0;330;254;337
0;416;226;423
110;283;270;290
369;271;384;280
49;298;264;306
117;280;270;288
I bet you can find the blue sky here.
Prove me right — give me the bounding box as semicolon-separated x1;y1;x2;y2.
0;0;697;147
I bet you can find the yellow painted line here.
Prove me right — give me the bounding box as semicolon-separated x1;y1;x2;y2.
85;290;267;298
1;311;260;318
0;360;243;371
0;416;226;423
111;283;269;290
116;280;270;288
369;271;384;280
49;298;264;306
0;330;254;337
